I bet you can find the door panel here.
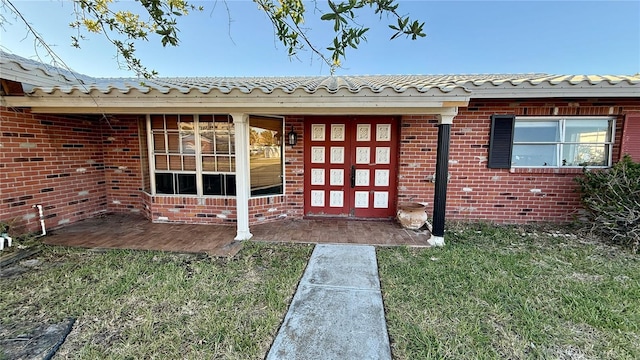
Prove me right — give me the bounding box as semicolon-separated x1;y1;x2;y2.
304;116;398;218
305;121;350;216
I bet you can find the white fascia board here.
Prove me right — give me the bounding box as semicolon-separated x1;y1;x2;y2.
469;86;640;99
2;91;471;115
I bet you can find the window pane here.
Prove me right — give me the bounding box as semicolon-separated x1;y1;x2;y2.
169;155;182;170
202;174;235;196
155;155;168;170
198;116;215;154
202;156;216;171
151;115;165;129
155;173;174;194
153;133;166;152
203;174;223;195
562;144;608;166
217;156;233;172
512;144;558;166
183;156;197;171
167;133;180;153
513;121;560;142
165;115;178;130
177;174;196;195
200;132;215;154
215;123;232;154
225;175;236;196
565;119;610;143
250;117;283;196
180;131;196;154
200;115;214;123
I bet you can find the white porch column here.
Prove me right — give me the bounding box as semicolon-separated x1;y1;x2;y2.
231;113;253;240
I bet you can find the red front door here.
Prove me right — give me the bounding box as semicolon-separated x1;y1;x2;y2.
304;116;398;218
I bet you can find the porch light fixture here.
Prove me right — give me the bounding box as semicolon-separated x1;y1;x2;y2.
287;125;298;146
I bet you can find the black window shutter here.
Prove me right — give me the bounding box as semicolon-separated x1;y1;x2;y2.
488;115;515;168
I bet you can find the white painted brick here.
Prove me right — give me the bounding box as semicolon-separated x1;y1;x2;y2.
22;213;36;220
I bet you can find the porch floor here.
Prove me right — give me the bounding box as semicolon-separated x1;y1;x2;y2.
42;213;429;256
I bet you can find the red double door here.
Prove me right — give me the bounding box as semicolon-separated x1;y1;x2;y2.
304;116;398;218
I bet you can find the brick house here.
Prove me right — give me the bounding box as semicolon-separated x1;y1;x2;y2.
1;51;639;244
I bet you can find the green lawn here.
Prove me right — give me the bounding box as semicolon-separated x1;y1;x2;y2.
378;223;640;359
3;224;639;359
1;242;312;359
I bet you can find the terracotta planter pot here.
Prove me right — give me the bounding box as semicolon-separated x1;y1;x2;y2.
396;203;428;230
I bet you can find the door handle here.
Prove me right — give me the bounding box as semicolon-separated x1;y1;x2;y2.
350;165;356;188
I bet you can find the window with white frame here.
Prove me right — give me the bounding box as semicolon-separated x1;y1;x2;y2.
150;114;236;196
488;116;614;168
249;116;284;196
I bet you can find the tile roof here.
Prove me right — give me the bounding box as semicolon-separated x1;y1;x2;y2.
2;50;639;98
0;50;95;86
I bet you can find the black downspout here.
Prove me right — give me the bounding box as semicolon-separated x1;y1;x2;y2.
432;123;451;237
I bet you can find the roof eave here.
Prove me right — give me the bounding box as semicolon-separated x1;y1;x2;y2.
470;87;640;99
1;91;470;115
0;62;81;88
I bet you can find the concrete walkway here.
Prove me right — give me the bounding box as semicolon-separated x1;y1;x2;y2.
267;244;391;360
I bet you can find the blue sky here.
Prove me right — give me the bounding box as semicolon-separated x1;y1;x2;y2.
1;1;639;77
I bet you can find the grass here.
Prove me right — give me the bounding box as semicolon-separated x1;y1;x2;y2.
3;223;639;359
377;223;640;359
0;242;312;359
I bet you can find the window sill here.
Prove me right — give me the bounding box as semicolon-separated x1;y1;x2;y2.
152;194;236;198
509;167;604;174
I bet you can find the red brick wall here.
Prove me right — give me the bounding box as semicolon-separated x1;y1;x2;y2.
144;193;237;224
397;116;439;205
249;195;288;223
101;116;146;214
283;116;305;219
4;98;638;235
1;108;108;234
397;98;640;223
